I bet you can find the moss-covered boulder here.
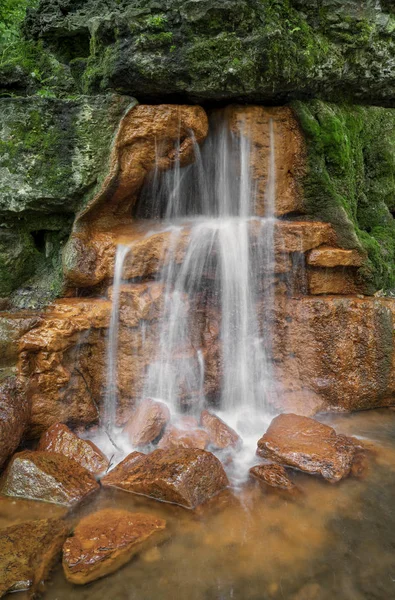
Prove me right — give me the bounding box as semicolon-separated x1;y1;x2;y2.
295;100;395;293
24;0;395;104
0;94;134;305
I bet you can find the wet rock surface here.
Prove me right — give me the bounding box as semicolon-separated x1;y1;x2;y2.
38;423;109;475
62;509;166;584
123;398;170;446
249;463;297;491
201;410;241;450
0;377;30;469
0;517;68;597
158;424;209;450
101;452;145;488
0;450;99;506
101;448;229;509
257;414;357;483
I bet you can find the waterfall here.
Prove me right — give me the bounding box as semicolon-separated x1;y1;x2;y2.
104;109;278;467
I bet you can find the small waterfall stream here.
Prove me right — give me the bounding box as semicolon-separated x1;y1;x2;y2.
103;109;278;473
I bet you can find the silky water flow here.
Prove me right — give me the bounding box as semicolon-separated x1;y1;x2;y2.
99;110;279;480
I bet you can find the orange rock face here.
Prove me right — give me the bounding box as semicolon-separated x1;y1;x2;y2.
228;106;306;216
38;423;109;475
63;104;209;288
63;509;166;585
101;448;229;509
249;463;296;491
0;517;69;597
0;377;30;469
0;450;99;506
158;424;209;450
307;246;363;268
123;398;170;446
257;414;356;482
200;410;241;450
307;268;361;295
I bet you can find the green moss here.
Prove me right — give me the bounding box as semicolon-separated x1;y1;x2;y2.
294;100;395;293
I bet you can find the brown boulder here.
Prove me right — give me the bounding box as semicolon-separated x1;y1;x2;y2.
307;246;363;268
201;410;241;450
0;517;68;597
62;509;166;584
37;423;109;475
257;414;356;482
0;377;30;469
158;425;209;450
123;398;170;446
101;451;145;487
101;448;229;509
0;450;99;506
249;463;296;491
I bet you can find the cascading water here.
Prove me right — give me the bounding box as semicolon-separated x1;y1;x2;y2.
103;109;278;476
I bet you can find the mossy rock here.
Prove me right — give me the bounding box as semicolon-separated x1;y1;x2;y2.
23;0;395;104
294;100;395;293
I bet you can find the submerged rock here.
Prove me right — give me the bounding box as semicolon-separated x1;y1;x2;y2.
249;463;297;492
257;414;356;483
0;517;68;597
201;410;241;450
158;424;209;450
0;450;99;506
62;509;166;584
101;448;229;509
37;423;109;476
0;377;30;469
123;398;170;446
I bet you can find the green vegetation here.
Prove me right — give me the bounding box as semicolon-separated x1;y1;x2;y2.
294;100;395;293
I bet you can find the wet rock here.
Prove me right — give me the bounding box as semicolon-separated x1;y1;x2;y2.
158;425;209;450
249;463;296;491
101;448;229;509
201;410;241;450
0;450;99;506
0;517;68;597
123;398;170;446
37;423;109;476
257;414;356;483
308;268;361;295
62;509;166;584
101;452;145;488
0;377;30;469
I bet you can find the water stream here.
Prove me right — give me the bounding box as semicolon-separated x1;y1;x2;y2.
102;109;279;472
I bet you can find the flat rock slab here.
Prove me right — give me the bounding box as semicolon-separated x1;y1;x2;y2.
123;398;170;446
0;450;99;506
38;422;109;475
201;410;241;450
62;509;166;584
0;517;68;597
101;448;229;509
249;463;297;491
257;414;356;483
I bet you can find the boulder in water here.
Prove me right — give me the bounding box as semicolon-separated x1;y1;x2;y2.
201;410;241;450
123;398;170;446
101;448;229;509
0;450;99;506
249;463;297;492
62;509;166;584
257;414;356;482
0;377;30;469
158;424;209;450
101;451;145;487
37;422;109;475
0;517;68;597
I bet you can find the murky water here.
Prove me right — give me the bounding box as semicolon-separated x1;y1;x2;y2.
5;409;393;600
